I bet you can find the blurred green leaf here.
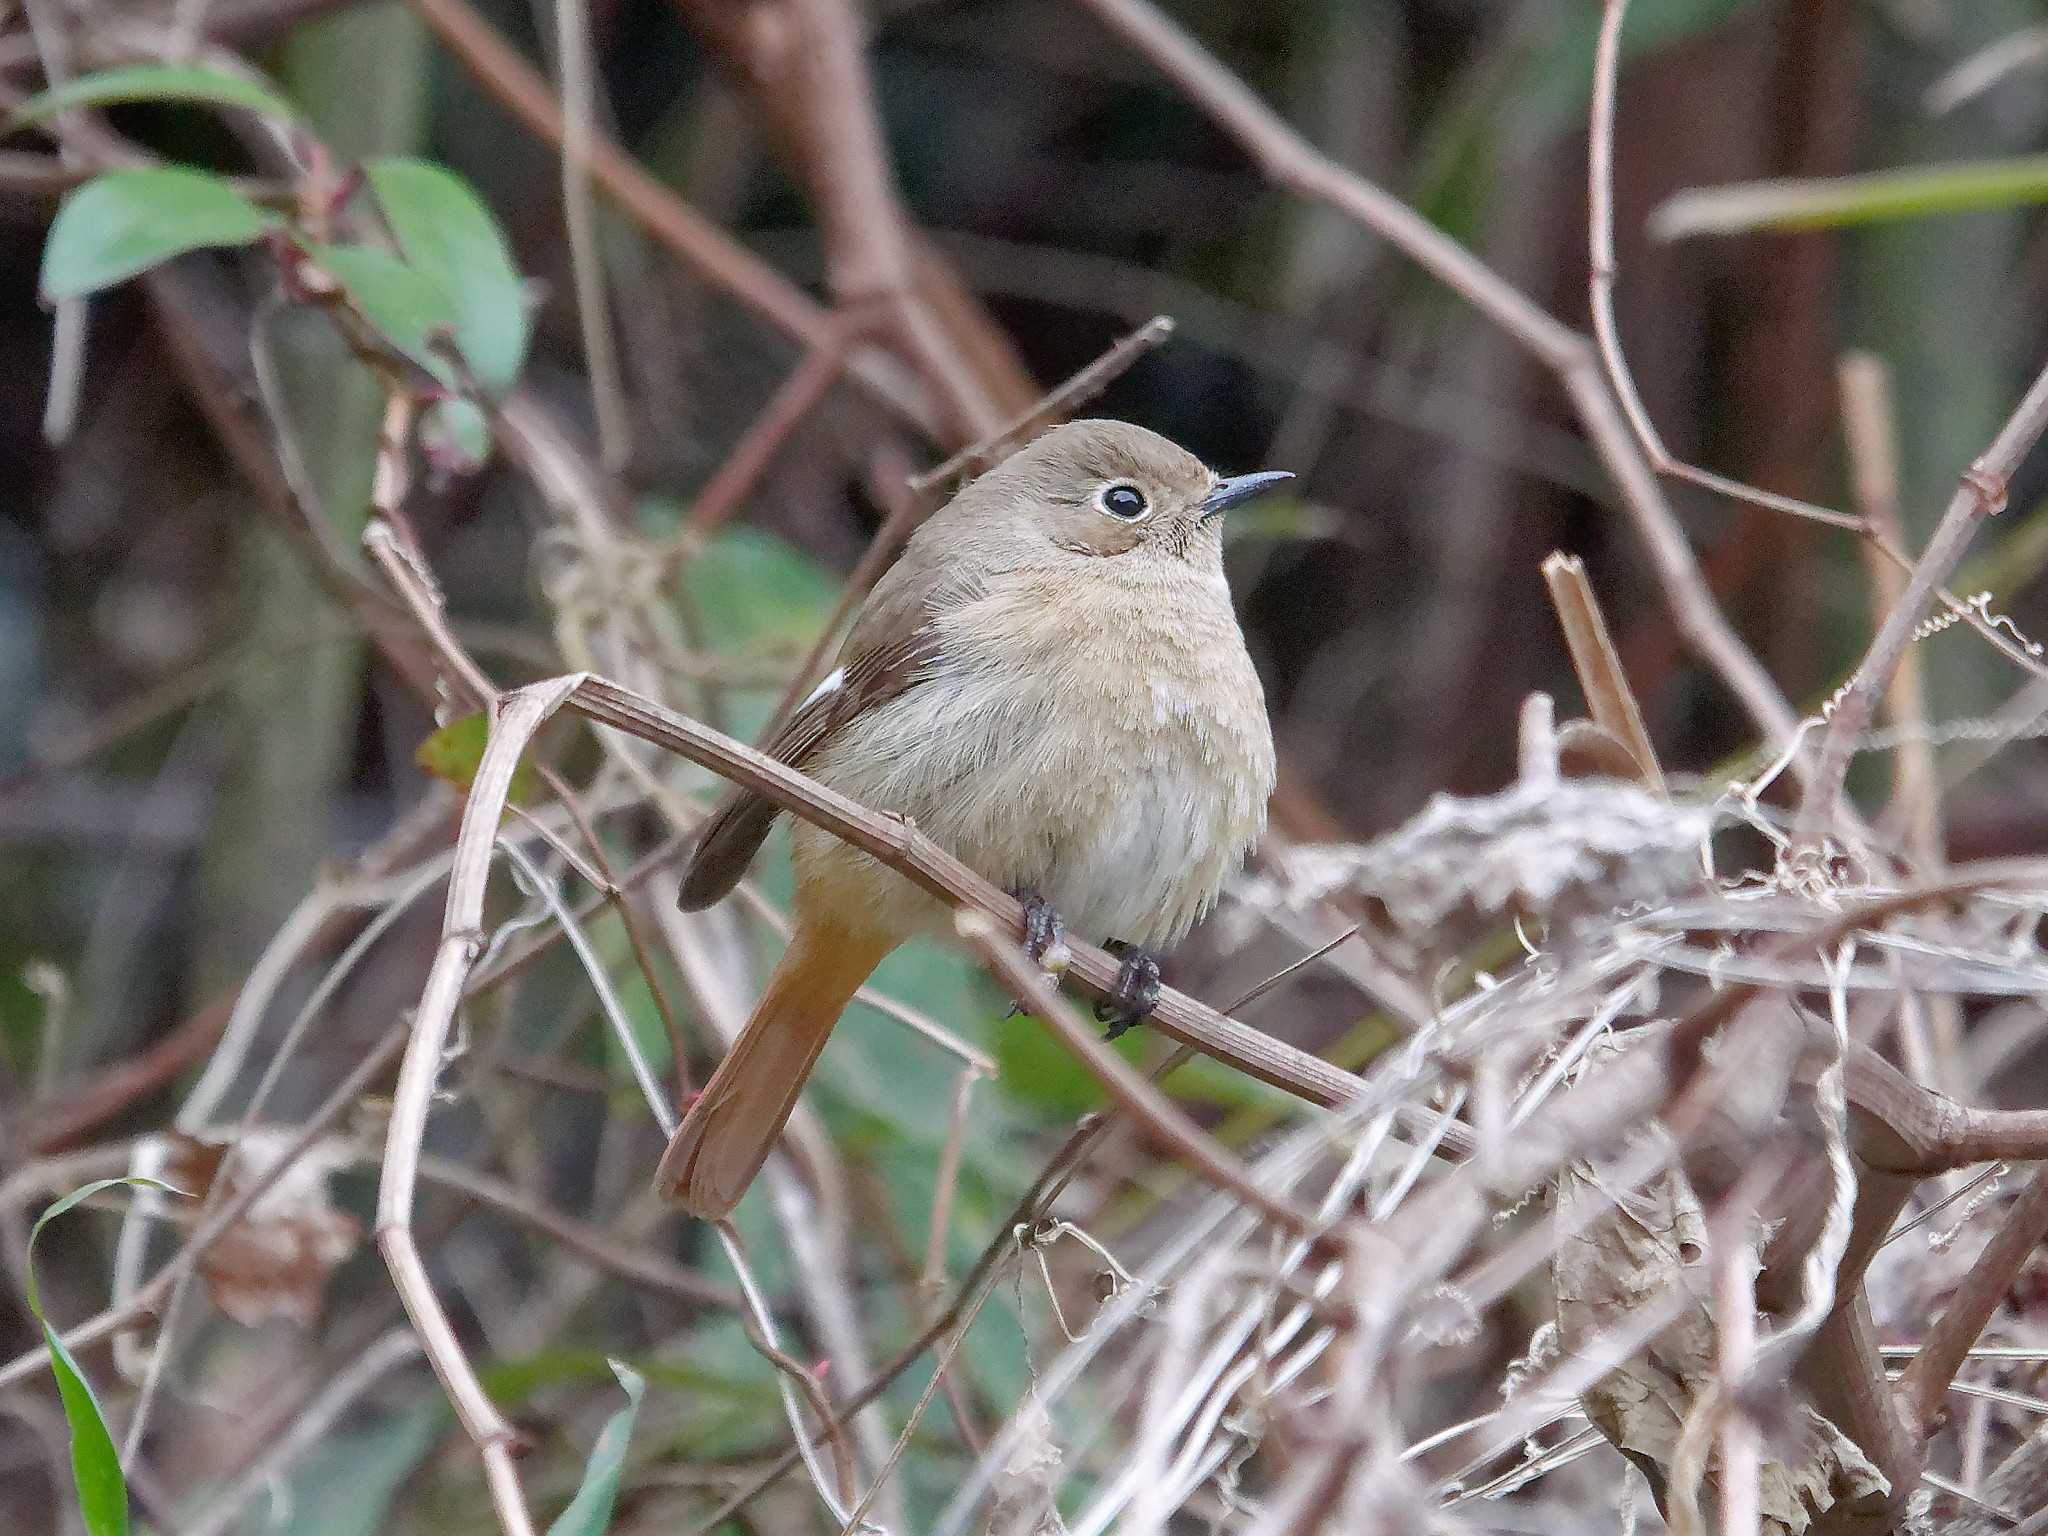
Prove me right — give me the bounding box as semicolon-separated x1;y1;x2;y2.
679;527;840;651
29;1178;189;1536
991;1011;1147;1118
301;240;457;381
365;158;530;394
671;525;843;744
41;169;279;300
254;1399;441;1536
602;965;673;1093
414;711;536;803
5;64;297;136
482;1349;767;1406
1220;492;1346;547
1653;156;2048;240
543;1362;643;1536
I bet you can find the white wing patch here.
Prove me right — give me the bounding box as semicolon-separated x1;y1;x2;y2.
799;665;847;713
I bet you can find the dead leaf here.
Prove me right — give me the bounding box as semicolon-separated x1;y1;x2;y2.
1555;1134;1887;1534
168;1128;361;1328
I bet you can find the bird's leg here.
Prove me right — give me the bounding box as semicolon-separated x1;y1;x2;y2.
1095;939;1162;1039
1015;887;1067;966
1002;886;1068;1018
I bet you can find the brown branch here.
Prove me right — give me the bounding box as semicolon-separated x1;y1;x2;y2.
1896;1165;2048;1435
1587;0;1864;541
668;0;1031;441
907;314;1177;498
1839;355;1941;864
563;673;1368;1111
1587;0;2048;723
670;305;877;547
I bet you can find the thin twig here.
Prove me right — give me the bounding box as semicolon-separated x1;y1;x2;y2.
402;0;938;433
552;0;631;471
961;911;1320;1236
1796;354;2048;844
1541;551;1667;794
907;313;1176;498
1071;0;1803;766
1897;1165;2048;1435
1839;355;1943;867
373;682;581;1536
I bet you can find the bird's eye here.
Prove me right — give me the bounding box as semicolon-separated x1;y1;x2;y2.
1096;483;1149;520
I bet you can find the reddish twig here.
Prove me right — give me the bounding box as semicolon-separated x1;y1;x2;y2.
668;0;1033;441
669;305;877;548
402;0;938;434
1896;1165;2048;1436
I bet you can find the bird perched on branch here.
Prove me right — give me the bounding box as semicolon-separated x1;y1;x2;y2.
658;419;1287;1217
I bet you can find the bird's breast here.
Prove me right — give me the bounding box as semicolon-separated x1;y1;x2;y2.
801;564;1275;946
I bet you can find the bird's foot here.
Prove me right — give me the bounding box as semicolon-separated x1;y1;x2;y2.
1095;940;1162;1040
1002;887;1069;1018
1016;888;1068;967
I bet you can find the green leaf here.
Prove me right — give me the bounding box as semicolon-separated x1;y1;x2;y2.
544;1362;645;1536
993;1011;1147;1118
300;240;458;380
39;1325;124;1536
4;64;297;137
678;526;840;653
1653;155;2048;241
265;1399;443;1536
414;711;536;803
28;1178;188;1536
41;168;279;300
365;158;530;394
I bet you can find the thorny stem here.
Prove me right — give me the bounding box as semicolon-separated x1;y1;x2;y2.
1796;353;2048;843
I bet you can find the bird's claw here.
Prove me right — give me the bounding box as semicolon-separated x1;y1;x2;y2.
1016;889;1067;966
1095;940;1161;1039
1003;887;1069;1017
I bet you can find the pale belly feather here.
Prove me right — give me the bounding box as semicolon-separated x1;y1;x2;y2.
793;566;1274;949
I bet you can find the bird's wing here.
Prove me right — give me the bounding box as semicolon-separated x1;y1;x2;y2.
674;575;953;911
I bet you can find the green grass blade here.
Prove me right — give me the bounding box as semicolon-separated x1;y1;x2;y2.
1653;155;2048;240
543;1362;645;1536
27;1177;189;1536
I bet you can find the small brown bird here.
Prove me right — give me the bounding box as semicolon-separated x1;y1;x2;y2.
658;420;1286;1217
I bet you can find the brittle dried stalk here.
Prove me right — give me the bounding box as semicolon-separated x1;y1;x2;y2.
1543;551;1667;795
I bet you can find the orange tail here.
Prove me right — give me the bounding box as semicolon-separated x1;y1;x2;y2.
656;920;894;1217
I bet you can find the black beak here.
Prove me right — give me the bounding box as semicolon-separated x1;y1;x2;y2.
1200;470;1294;519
